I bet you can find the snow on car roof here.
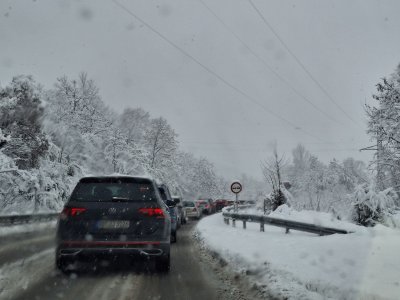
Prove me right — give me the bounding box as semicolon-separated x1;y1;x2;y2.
80;174;154;181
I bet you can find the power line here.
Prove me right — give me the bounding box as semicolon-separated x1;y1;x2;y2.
247;0;361;126
184;145;361;152
198;0;343;126
182;140;367;146
112;0;329;143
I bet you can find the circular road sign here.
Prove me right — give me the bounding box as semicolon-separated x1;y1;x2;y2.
230;181;242;194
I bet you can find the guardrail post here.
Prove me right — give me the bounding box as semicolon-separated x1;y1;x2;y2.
243;220;246;229
260;221;264;232
232;219;236;227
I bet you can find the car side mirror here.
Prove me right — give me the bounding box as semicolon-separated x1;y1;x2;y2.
166;200;176;207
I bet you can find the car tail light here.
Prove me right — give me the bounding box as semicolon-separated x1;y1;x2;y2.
138;208;164;218
60;207;86;220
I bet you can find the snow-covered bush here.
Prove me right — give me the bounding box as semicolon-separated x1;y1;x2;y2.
0;149;81;214
351;183;396;226
270;189;286;210
262;184;292;213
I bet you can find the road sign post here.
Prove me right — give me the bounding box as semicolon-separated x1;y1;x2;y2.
230;181;242;213
235;193;238;212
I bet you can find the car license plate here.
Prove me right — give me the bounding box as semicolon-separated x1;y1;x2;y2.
97;220;130;229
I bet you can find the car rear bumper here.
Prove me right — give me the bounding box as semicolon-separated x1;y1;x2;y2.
186;212;199;218
57;241;170;259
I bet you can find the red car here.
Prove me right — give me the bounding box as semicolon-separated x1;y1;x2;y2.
214;199;230;211
195;199;216;214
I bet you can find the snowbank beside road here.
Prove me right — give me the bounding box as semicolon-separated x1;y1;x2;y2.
0;220;57;237
197;212;400;300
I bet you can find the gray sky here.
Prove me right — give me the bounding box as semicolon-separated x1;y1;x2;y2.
2;0;400;180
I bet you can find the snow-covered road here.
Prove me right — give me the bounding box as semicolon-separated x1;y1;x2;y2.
0;221;259;300
197;211;400;300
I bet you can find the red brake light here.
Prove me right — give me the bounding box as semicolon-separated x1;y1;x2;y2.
138;208;164;218
60;207;86;220
71;207;86;216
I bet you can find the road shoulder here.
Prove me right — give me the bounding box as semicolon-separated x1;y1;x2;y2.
193;225;272;300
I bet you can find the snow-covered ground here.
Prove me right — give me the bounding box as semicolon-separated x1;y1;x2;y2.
196;208;400;300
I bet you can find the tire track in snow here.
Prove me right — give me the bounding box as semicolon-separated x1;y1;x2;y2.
86;274;142;300
0;233;54;267
0;248;54;300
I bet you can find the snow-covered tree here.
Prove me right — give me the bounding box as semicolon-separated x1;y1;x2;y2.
366;63;400;199
192;157;221;198
0;73;227;213
290;144;311;180
118;108;150;147
0;75;48;169
262;145;287;211
144;117;178;170
286;143;369;217
50;72;112;136
44;73;116;174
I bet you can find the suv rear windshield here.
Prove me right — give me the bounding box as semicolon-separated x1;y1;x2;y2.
183;201;195;207
70;177;157;202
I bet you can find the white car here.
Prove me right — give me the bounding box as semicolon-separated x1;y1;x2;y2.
183;201;202;219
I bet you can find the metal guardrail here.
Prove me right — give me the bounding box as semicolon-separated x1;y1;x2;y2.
222;209;351;236
0;213;59;226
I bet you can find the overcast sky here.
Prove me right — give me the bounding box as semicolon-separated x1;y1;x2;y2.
2;0;400;180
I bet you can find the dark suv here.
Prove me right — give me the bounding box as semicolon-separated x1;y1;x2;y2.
55;176;171;273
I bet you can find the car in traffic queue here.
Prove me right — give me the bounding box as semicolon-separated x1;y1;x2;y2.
214;199;230;211
182;201;202;219
195;198;216;215
172;196;187;225
158;184;179;242
55;175;171;273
